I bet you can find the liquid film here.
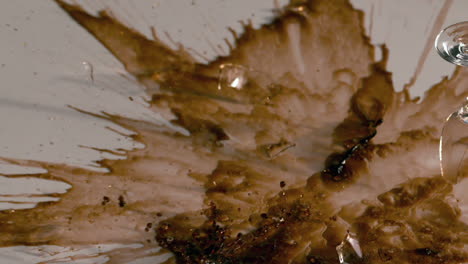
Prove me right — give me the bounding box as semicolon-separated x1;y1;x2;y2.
1;0;468;263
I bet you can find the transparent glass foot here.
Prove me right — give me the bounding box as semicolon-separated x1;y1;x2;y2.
440;102;468;183
435;21;468;66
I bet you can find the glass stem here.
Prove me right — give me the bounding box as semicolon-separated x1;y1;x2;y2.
440;101;468;183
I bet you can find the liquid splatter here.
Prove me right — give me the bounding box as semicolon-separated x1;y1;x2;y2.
0;0;467;263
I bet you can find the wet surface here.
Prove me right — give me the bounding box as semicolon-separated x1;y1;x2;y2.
0;0;467;263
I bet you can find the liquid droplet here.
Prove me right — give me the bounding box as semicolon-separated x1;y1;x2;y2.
217;63;275;104
81;61;95;84
435;21;468;66
336;232;363;264
286;3;308;16
275;1;308;17
218;64;248;91
440;102;468;184
458;102;468;121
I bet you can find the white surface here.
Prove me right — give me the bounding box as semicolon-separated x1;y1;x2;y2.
0;0;465;263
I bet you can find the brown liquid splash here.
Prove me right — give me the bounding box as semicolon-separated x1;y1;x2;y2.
0;0;467;263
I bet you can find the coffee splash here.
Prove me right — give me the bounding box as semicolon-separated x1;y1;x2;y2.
0;0;467;263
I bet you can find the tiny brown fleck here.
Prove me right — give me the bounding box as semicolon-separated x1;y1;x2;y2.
280;181;286;188
101;196;110;206
118;195;126;207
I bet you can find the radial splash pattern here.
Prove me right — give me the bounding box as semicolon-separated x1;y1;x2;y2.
0;0;466;263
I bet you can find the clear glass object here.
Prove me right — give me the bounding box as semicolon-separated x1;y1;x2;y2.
435;21;468;67
439;101;468;183
336;232;362;264
435;22;468;183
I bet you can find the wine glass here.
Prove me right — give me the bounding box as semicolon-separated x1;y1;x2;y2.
435;21;468;184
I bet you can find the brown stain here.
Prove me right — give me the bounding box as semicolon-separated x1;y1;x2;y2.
0;0;466;263
321;53;394;186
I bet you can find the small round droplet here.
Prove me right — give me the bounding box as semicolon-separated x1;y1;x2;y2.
218;64;248;91
286;4;307;16
435;21;468;66
276;1;308;17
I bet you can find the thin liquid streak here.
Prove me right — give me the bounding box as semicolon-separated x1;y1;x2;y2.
403;0;454;90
